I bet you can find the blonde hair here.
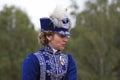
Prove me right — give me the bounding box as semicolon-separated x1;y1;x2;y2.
38;31;55;46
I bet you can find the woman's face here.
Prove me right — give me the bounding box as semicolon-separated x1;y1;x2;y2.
47;33;68;50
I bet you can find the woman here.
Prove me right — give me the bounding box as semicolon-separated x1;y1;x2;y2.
22;7;77;80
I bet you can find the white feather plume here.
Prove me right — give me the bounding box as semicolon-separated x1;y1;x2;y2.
50;6;71;30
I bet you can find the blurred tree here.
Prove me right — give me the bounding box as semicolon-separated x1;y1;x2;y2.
66;0;120;80
0;6;39;80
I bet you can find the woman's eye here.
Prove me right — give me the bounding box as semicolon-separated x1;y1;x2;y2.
59;34;66;38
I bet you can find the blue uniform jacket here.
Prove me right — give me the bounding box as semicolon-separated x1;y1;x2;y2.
22;45;77;80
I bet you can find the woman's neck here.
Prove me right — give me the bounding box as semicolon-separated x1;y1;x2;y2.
48;44;58;54
52;47;57;54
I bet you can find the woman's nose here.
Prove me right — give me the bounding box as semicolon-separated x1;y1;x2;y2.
64;37;68;42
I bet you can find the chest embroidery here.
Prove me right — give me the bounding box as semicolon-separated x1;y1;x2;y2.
34;50;68;80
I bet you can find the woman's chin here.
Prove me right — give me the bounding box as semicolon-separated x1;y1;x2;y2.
59;47;65;50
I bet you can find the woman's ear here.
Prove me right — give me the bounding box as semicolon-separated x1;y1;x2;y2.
46;36;53;41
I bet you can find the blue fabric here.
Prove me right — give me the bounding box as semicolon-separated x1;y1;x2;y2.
66;54;77;80
40;18;70;38
22;46;77;80
40;18;54;31
22;53;40;80
40;18;69;32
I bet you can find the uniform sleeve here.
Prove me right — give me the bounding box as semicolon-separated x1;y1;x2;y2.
66;54;77;80
22;53;40;80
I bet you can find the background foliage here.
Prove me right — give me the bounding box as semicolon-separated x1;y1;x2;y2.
0;0;120;80
0;6;39;80
67;0;120;80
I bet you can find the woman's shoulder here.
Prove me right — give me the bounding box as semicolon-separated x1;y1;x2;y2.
23;52;39;65
60;53;74;60
67;54;76;64
22;53;40;79
25;53;37;60
67;54;73;60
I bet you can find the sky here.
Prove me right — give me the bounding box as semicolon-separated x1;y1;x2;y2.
0;0;87;30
